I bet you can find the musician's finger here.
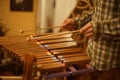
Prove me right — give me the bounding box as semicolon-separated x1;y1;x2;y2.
80;22;92;34
84;27;93;34
85;32;93;38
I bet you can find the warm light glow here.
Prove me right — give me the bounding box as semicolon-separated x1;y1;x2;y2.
36;42;40;45
46;52;52;55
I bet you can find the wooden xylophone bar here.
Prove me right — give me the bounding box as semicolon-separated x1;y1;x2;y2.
36;34;89;61
33;33;94;79
0;34;94;80
0;35;66;74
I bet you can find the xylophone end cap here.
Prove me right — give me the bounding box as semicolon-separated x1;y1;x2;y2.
1;59;7;64
37;64;42;68
6;58;12;62
26;37;31;41
36;71;41;77
29;35;34;38
20;29;24;34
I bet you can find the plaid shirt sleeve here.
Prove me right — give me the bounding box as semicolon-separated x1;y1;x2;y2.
74;10;93;30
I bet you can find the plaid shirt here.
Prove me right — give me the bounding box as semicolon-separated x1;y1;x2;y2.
75;0;120;71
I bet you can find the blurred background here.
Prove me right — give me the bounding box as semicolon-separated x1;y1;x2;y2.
0;0;77;36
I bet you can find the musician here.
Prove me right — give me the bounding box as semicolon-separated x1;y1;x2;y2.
62;0;120;80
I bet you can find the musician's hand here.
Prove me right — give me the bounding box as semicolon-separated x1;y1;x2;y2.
80;22;93;38
61;18;75;31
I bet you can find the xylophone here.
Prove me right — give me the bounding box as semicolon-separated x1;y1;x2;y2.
0;33;94;80
0;0;94;79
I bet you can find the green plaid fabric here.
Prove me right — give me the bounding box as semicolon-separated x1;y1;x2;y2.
75;0;120;71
